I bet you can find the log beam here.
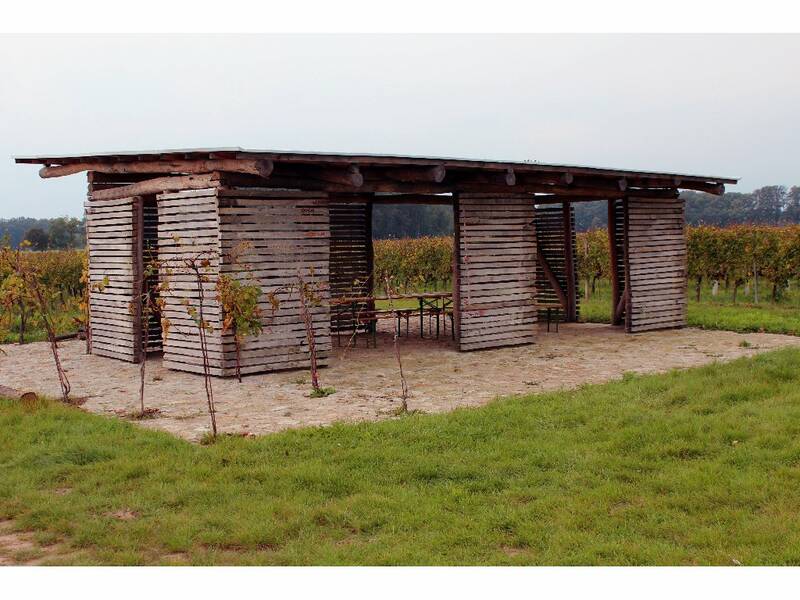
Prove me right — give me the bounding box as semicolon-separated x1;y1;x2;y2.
680;181;725;195
196;171;681;199
453;169;517;187
272;164;363;187
41;159;273;179
316;165;363;187
625;176;725;195
383;165;446;183
89;173;221;201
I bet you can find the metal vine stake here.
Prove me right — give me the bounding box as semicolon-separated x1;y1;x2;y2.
383;275;409;413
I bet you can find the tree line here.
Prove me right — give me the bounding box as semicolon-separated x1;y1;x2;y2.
3;206;452;248
576;186;800;231
5;185;798;248
0;216;85;250
372;204;454;239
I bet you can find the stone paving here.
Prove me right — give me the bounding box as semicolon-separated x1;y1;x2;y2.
2;323;799;441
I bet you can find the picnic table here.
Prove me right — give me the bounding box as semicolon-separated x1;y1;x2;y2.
535;301;564;332
331;291;454;346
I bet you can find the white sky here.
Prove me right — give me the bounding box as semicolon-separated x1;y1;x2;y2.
1;33;798;218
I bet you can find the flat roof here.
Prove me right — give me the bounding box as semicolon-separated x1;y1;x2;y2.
14;147;738;185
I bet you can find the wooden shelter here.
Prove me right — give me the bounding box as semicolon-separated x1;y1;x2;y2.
15;148;737;376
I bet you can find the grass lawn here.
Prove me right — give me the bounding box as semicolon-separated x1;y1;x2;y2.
3;348;800;565
581;280;800;336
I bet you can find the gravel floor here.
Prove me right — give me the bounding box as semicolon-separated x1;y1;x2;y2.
2;322;799;441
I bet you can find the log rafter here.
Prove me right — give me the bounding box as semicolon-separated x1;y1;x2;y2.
90;173;223;201
40;155;727;197
41;158;273;180
86;167;683;202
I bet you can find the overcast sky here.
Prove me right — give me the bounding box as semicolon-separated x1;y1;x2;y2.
1;34;798;218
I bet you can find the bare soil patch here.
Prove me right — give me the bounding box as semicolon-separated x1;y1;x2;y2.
2;323;799;441
0;519;62;566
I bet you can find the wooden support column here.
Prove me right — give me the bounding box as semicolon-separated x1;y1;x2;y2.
608;199;622;325
625;197;687;332
329;196;372;333
562;201;577;322
132;196;144;363
456;194;537;351
365;200;375;312
84;194;140;362
452;195;461;343
623;198;632;332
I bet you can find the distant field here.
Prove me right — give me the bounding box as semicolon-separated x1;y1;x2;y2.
3;348;800;565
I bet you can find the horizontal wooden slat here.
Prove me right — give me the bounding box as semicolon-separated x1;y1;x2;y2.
627;197;687;333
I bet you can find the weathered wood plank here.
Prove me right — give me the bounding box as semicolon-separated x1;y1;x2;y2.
626;197;687;332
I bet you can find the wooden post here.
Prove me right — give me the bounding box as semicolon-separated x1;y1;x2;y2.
84;174;93;354
562;201;577;322
608;199;622;325
365;199;375;314
133;196;144;364
622;198;632;332
451;194;461;344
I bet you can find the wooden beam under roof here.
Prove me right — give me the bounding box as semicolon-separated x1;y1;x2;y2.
90;173;222;201
215;171;682;198
271;164;363;187
15;147;738;186
40;158;274;179
380;165;447;183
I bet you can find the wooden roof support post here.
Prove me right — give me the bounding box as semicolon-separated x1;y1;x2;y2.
608;199;622;326
365;199;375;310
562;201;578;322
452;194;461;346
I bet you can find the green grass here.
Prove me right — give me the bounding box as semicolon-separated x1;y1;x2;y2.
581;280;800;336
4;348;800;565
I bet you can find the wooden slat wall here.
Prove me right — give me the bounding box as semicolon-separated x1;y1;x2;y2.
157;189;225;375
533;204;580;320
85;196;139;362
456;195;537;351
329;199;372;331
216;190;331;375
626;197;688;332
610;198;627;325
142;196;162;352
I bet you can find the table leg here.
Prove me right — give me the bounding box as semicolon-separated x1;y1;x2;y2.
352;302;358;347
419;299;424;339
